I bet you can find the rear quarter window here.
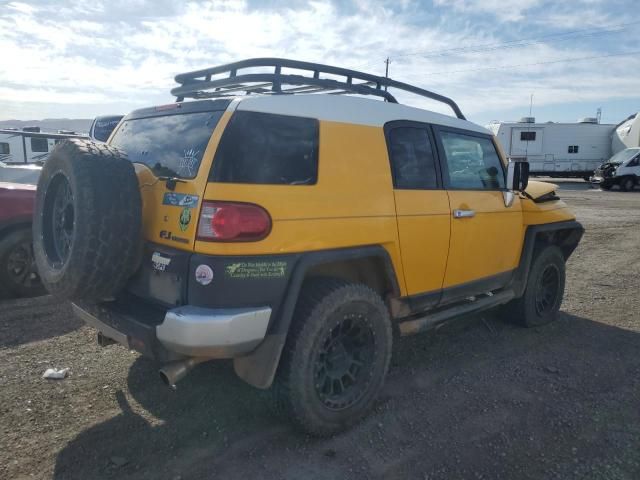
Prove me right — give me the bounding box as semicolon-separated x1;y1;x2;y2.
211;111;319;185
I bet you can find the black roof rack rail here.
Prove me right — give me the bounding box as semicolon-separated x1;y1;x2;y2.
171;58;466;120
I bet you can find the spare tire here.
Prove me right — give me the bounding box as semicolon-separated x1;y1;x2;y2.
33;139;141;301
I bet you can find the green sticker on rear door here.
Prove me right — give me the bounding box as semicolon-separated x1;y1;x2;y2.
225;261;287;279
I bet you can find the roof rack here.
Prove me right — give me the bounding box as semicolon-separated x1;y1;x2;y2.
171;58;466;120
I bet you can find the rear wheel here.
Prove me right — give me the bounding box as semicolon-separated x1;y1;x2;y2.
0;229;43;297
273;279;392;436
502;246;566;327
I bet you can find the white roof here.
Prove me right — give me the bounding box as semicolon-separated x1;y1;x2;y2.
232;94;489;135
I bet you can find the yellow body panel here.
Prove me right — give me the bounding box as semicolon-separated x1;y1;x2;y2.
196;120;408;295
444;191;524;287
393;190;450;295
525;180;559;200
133;106;577;303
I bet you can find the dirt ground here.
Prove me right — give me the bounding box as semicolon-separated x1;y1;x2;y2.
1;182;639;480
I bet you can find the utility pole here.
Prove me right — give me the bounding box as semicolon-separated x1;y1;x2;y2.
384;57;390;92
529;93;534;116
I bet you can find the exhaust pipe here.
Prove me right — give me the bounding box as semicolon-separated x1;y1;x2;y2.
159;357;207;390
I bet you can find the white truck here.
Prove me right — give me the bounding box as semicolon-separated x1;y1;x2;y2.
487;117;615;180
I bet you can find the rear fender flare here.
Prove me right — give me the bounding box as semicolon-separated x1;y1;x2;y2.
233;245;400;389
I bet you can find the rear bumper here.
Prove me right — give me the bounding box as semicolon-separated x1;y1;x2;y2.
72;300;271;361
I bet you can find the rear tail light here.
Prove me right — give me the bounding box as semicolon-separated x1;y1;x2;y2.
197;201;271;242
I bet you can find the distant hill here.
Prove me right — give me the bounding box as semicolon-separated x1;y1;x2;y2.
0;118;92;134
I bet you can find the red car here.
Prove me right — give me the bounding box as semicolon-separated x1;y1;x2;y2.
0;182;42;297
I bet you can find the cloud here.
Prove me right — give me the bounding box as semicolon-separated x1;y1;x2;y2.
0;0;637;123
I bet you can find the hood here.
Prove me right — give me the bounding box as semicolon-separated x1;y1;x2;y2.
525;180;557;200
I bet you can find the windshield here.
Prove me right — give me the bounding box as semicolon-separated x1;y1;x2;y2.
110;111;224;179
606;148;640;166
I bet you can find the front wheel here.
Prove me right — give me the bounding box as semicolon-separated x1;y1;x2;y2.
502;246;566;327
0;229;43;297
619;177;635;192
273;279;393;436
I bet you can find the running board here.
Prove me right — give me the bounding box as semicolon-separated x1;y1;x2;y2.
398;290;515;336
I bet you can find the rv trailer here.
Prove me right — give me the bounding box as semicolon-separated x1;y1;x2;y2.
0;128;87;164
487;117;615;179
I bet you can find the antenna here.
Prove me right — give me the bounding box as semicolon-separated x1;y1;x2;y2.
596;107;602;124
529;93;534;116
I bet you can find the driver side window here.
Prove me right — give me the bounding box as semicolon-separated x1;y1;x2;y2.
439;131;506;190
627;156;640;167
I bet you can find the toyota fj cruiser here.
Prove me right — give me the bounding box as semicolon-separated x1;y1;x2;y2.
33;59;583;435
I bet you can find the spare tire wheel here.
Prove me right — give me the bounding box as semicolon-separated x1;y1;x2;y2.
33;139;142;301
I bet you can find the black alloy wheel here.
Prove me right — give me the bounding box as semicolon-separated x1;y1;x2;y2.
42;173;75;268
314;311;376;411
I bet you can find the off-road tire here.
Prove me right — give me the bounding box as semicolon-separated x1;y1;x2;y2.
619;176;635;192
502;246;565;327
273;278;393;436
33;139;141;301
0;228;43;297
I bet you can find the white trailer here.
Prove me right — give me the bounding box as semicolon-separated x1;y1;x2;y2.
487;117;615;179
612;113;640;155
0;128;86;164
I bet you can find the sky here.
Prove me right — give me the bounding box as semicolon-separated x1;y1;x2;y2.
1;0;639;127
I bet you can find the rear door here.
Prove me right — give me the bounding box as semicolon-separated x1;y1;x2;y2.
385;121;450;311
434;127;523;302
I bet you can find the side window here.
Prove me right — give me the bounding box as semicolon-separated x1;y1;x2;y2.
520;131;536;141
439;131;506;190
568;145;579;154
0;142;9;154
211;111;318;185
627;156;640;167
30;137;49;152
387;127;438;189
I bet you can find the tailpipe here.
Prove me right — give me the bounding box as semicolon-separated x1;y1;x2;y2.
159;357;207;390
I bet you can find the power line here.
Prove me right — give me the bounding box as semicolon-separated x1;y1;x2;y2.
422;50;640;76
396;20;639;59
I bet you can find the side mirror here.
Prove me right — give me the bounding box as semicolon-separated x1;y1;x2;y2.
507;160;529;191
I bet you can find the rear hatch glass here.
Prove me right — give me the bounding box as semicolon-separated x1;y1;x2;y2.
110;110;224;179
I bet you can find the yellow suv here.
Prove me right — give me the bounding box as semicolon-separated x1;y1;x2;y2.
33;59;583;435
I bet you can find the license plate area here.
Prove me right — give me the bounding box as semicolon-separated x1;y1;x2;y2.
127;244;191;307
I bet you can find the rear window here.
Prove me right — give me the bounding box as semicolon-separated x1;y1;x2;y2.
211;111;318;185
110;111;223;179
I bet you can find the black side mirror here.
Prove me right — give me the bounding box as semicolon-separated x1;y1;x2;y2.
507;160;529;191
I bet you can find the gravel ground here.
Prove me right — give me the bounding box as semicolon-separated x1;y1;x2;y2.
1;182;639;480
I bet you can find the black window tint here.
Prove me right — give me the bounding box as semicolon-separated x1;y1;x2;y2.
110;111;223;179
440;131;506;190
520;131;536;141
30;137;48;152
212;111;318;185
0;142;9;154
568;145;579;154
387;127;437;189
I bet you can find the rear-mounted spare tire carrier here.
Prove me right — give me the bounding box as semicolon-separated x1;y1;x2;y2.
33;139;142;301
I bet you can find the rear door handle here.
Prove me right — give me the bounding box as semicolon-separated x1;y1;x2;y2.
453;209;475;219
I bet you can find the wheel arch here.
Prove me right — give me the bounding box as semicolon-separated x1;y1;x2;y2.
233;245;400;389
512;220;584;297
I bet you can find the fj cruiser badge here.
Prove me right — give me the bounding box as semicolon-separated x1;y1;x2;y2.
179;208;191;231
195;264;214;285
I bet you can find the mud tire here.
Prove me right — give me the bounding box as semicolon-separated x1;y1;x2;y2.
33;139;141;301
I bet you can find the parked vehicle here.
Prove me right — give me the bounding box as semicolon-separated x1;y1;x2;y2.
487;117;614;180
0;182;41;297
612;113;640;155
0;128;87;164
591;147;640;191
89;115;124;142
32;58;583;435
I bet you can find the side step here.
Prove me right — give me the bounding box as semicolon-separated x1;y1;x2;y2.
398;290;515;336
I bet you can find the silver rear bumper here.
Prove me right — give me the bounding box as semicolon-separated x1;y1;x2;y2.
157;306;271;357
72;302;271;359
